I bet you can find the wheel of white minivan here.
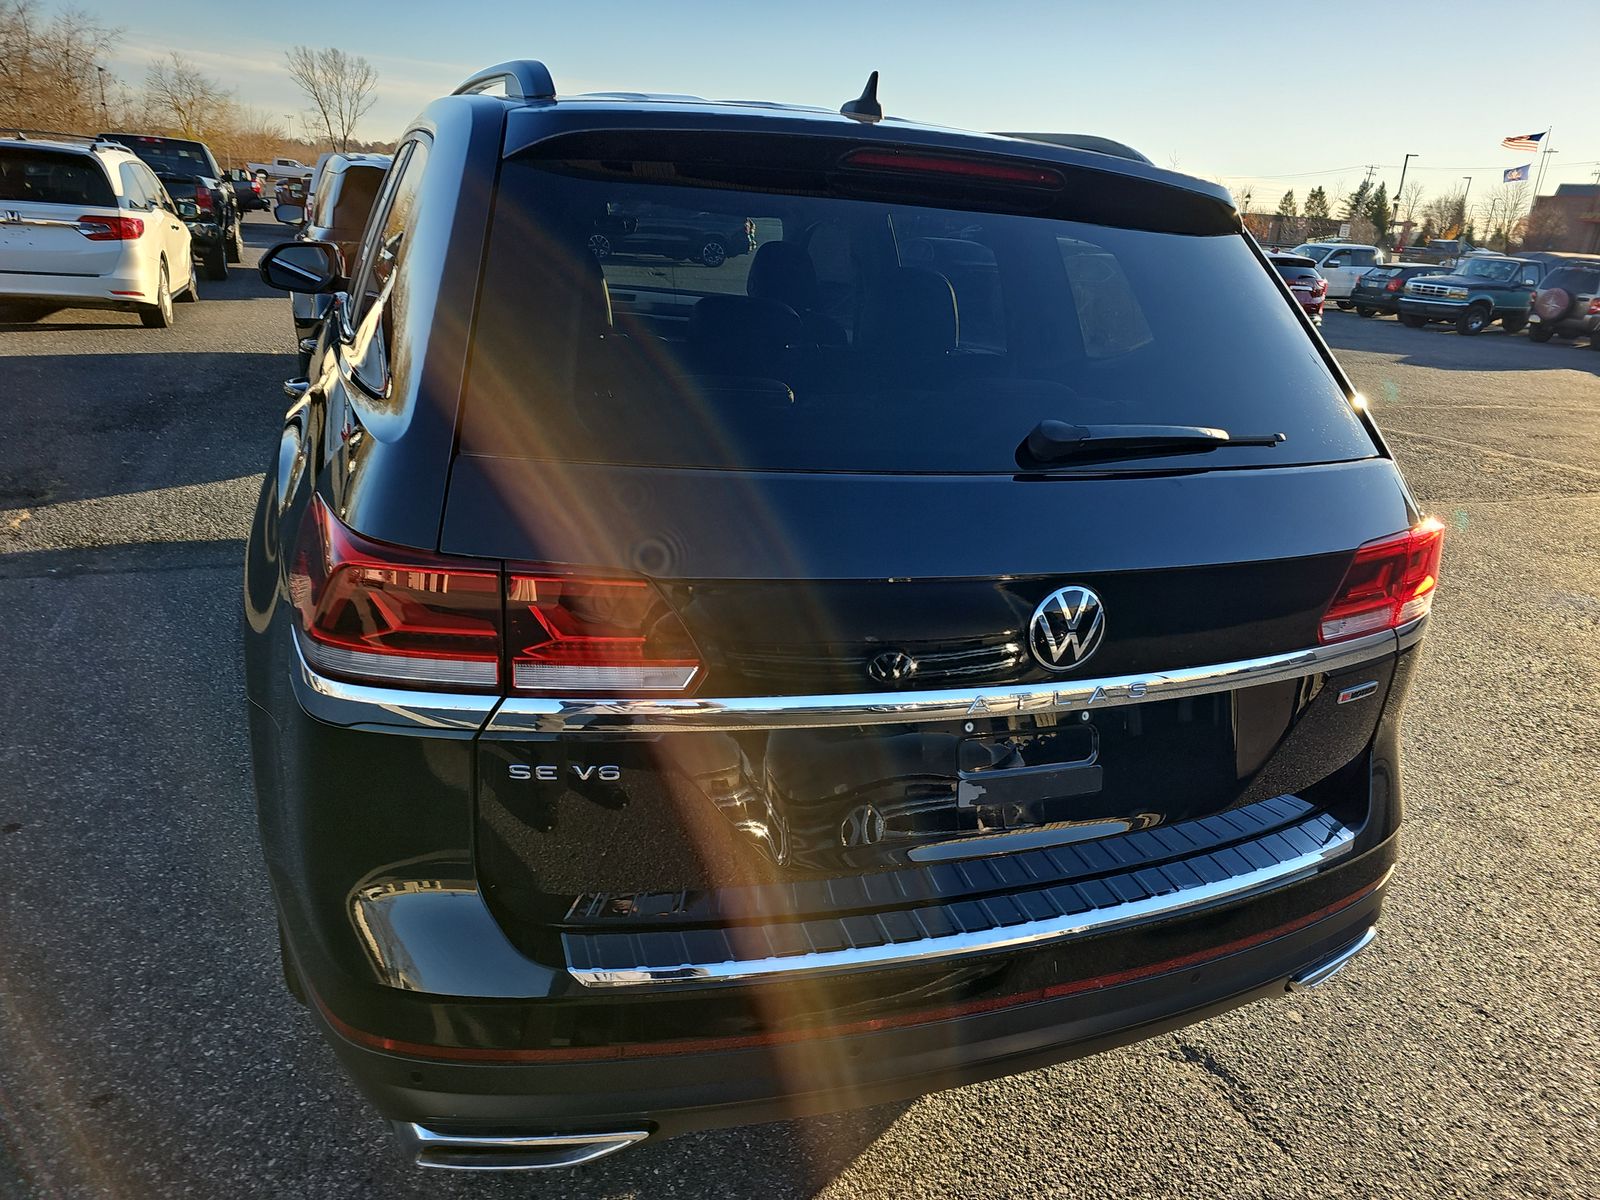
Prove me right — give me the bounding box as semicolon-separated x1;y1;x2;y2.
176;258;199;303
139;262;174;328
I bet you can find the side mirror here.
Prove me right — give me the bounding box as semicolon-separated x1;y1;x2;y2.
175;199;200;220
259;240;343;294
275;202;306;226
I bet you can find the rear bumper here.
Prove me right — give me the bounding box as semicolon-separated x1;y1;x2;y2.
185;221;224;253
0;262;151;306
309;852;1390;1144
1351;291;1400;313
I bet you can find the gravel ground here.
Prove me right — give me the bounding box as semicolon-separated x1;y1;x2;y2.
1;222;1596;1198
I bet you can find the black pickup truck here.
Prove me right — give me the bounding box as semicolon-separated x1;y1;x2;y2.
156;171;231;279
98;132;244;265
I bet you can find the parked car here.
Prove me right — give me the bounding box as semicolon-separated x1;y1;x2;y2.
1;134;195;327
1290;242;1386;305
1349;263;1446;318
1398;254;1544;334
155;171;231;280
589;200;756;267
248;59;1436;1171
1268;252;1326;324
97;132;242;265
249;155;312;185
1527;262;1600;347
273;151;391;370
227;166;268;211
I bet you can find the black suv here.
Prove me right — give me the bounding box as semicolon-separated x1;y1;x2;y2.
98;132;244;266
247;60;1437;1171
589;201;756;267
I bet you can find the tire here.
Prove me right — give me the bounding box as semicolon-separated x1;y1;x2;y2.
277;922;308;1007
175;259;199;302
1527;325;1555;343
203;241;228;281
1335;300;1353;311
1400;313;1427;328
697;237;729;268
224;218;243;264
1356;306;1376;317
1500;313;1526;335
587;233;611;260
1455;304;1491;336
138;262;174;328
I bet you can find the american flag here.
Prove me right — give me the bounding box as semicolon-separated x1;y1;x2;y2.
1501;131;1545;152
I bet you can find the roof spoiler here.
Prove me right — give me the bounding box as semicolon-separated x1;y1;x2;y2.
991;132;1151;165
453;60;556;101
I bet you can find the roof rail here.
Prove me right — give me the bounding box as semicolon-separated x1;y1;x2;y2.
991;132;1151;165
3;129;105;145
453;60;556;101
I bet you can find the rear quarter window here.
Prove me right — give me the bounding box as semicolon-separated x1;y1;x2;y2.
0;149;114;207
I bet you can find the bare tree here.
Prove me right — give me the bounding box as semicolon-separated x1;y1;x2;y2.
145;51;229;138
1479;181;1530;251
284;45;378;153
0;1;121;130
1397;180;1425;224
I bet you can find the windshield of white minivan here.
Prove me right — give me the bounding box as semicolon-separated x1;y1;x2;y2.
460;154;1375;474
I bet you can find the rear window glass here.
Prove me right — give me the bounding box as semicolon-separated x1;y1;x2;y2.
0;148;114;206
328;165;385;232
460;155;1374;474
1542;268;1600;293
101;136;210;177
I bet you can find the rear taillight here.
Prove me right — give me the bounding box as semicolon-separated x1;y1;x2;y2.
290;497;502;690
1318;518;1445;643
251;181;262;195
1385;277;1404;293
76;215;143;241
1587;297;1600;315
289;497;701;694
193;184;213;213
506;574;700;693
1312;278;1327;297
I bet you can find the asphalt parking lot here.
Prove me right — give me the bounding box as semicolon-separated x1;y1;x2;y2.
1;217;1597;1199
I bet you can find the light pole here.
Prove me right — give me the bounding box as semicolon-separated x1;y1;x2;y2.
1461;176;1472;241
1392;153;1417;245
96;66;109;122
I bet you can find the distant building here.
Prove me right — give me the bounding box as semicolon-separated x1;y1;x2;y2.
1524;183;1600;253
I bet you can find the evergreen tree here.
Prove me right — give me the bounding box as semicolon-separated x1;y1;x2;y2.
1365;183;1392;246
1344;179;1373;221
1304;187;1330;221
1277;189;1298;217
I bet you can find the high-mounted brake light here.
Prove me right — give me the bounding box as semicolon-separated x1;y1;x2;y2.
506;574;700;694
1318;517;1444;643
76;215;143;241
840;148;1065;189
290;497;502;690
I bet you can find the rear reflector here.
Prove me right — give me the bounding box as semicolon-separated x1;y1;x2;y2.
76;215;144;241
506;574;700;694
840;148;1064;189
1319;517;1445;643
290;497;501;690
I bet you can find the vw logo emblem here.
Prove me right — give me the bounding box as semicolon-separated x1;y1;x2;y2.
866;650;919;685
1028;585;1106;672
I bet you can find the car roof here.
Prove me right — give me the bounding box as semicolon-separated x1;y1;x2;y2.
1269;254;1316;265
488;92;1234;208
1;133;135;160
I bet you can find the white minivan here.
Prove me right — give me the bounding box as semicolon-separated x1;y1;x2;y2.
1291;242;1387;305
0;135;195;328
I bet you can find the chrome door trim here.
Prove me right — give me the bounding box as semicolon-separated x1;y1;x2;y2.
488;628;1399;734
565;822;1358;988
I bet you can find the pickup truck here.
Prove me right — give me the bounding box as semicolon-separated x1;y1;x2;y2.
248;156;311;184
1398;255;1546;335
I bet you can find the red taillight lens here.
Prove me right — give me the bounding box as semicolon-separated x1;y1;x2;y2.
1385;277;1404;293
1318;518;1445;643
840;148;1064;189
193;184;213;213
76;215;143;241
251;181;262;195
506;574;700;693
1312;278;1328;297
290;497;502;690
1587;297;1600;315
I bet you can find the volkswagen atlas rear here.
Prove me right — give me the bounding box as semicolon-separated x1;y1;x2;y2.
244;61;1438;1171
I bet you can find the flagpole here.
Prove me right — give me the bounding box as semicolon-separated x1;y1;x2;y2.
1532;127;1554;199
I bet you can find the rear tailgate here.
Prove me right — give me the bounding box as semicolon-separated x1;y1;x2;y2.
0;147;124;277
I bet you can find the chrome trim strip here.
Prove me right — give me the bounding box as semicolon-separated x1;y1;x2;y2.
566;824;1356;988
1287;925;1377;992
289;636;496;733
399;1124;648;1171
489;629;1398;734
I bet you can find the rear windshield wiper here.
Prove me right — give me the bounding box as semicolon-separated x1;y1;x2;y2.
1016;420;1286;469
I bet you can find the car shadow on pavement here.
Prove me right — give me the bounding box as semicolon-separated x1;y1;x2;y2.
0;351;290;510
1321;312;1600;374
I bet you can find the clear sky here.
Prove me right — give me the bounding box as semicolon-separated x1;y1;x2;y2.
73;0;1600;210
